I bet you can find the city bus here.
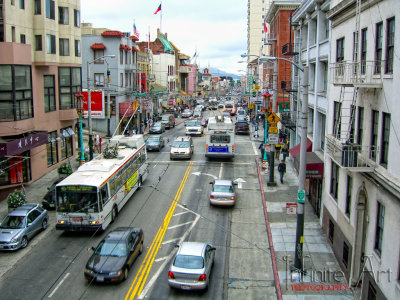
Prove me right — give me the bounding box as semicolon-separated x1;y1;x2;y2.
55;135;148;232
205;116;235;159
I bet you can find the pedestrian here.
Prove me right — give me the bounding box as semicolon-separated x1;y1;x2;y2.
258;142;264;160
282;143;289;161
278;160;286;184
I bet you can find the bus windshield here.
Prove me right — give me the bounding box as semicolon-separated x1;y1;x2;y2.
56;185;99;213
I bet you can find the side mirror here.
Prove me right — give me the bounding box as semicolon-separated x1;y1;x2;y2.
174;244;180;248
210;246;216;251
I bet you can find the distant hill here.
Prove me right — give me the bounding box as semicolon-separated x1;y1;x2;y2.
201;67;241;80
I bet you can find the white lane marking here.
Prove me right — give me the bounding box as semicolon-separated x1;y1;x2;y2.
218;162;223;179
252;142;258;155
149;160;252;165
173;211;190;217
161;238;181;245
138;213;201;299
48;273;70;298
152;163;158;169
167;221;193;230
154;256;169;263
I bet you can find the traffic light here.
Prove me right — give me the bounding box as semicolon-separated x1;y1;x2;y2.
252;91;256;97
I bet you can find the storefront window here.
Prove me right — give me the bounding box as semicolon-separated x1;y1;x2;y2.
0;151;31;186
47;131;58;166
60;127;74;160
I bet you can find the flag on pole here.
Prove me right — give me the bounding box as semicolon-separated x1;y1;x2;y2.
133;23;140;38
154;4;161;15
264;19;268;34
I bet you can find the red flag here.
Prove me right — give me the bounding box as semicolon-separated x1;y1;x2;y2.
264;20;268;33
154;4;161;15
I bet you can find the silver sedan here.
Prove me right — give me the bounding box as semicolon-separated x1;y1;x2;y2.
209;179;236;206
168;242;216;290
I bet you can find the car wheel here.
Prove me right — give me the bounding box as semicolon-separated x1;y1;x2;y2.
123;267;129;281
139;242;143;254
42;219;48;230
21;236;28;249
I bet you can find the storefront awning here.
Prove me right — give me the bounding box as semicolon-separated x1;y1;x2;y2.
90;43;106;50
289;138;324;179
119;102;139;117
0;131;48;158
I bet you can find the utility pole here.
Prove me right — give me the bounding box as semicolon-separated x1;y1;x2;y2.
87;61;94;161
294;66;309;272
267;59;278;186
106;63;111;137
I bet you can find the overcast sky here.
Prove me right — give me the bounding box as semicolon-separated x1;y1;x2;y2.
81;0;248;75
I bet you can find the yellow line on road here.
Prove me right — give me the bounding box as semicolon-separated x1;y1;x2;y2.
125;162;193;300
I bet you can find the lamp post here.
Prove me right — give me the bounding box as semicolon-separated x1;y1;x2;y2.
75;91;85;166
259;55;308;273
87;54;115;160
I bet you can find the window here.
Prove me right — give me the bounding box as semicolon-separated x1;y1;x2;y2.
74;9;80;27
11;0;15;5
46;0;55;20
120;73;123;87
20;34;25;44
47;131;58;166
94;73;104;87
74;40;81;57
34;0;41;14
19;0;24;9
353;32;359;74
328;219;334;243
46;34;56;54
375;22;383;74
336;38;344;62
333;101;341;139
0;65;33;121
380;113;390;167
59;38;69;56
349;105;356;143
58;67;81;110
60;127;73;160
35;35;42;51
58;7;69;25
370;110;379;161
44;75;55;112
368;282;377;300
357;107;364;146
361;28;367;74
12;26;16;42
342;241;349;268
374;202;385;256
120;50;123;64
330;161;339;200
385;17;395;74
320;114;326;150
345;175;352;217
93;50;104;63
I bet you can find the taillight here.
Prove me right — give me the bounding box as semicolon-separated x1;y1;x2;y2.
210;195;214;199
168;271;175;279
230;196;235;200
199;274;206;281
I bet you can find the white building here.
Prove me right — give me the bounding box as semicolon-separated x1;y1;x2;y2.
325;0;400;299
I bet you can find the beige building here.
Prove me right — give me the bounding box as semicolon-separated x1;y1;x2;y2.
247;0;272;58
0;0;81;197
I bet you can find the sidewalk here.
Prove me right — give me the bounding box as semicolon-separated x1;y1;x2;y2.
251;125;354;299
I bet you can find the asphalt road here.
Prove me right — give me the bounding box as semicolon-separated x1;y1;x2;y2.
0;111;272;300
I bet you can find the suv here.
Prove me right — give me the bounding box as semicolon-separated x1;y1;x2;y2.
235;120;249;135
170;136;194;160
160;114;175;129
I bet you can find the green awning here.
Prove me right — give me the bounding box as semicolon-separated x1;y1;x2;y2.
158;33;174;52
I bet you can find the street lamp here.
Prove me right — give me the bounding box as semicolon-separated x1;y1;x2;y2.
87;54;115;160
260;55;309;274
75;91;85;166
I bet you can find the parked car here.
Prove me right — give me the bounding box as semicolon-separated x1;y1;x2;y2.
235;121;250;135
168;242;216;290
170;136;193;160
185;120;203;136
42;177;65;210
160;114;175;129
209;179;236;206
146;135;165;151
181;109;193;118
0;204;49;250
149;122;165;134
84;227;143;283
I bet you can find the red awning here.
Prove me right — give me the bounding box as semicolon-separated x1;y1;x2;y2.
119;102;134;116
130;36;139;41
289;139;324;179
288;138;312;157
0;131;48;158
101;30;124;37
90;43;106;50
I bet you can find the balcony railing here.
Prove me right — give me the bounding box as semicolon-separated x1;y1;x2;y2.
178;66;191;73
281;80;298;93
330;61;383;88
326;134;375;172
282;43;299;56
280;112;297;130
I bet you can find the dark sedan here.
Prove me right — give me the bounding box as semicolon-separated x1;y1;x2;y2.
235;121;250;135
84;227;143;283
146;135;165;151
42;177;65;210
149;122;165;134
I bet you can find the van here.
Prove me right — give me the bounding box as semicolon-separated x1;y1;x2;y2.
170;136;194;160
160;114;175;129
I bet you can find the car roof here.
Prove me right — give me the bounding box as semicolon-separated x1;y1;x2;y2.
178;242;207;256
214;179;233;186
9;203;39;216
105;227;140;241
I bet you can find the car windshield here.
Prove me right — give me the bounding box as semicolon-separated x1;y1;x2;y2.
95;240;127;257
161;116;170;121
172;141;190;148
174;254;204;269
213;184;233;193
152;123;161;128
186;121;201;127
147;139;159;145
0;215;26;229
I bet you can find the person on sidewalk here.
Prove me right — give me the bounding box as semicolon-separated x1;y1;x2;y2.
277;160;286;184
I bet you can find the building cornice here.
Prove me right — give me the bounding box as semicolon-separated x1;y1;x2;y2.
265;0;302;23
292;0;329;23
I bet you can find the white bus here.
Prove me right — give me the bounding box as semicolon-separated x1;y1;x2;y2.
205;116;235;159
55;135;148;232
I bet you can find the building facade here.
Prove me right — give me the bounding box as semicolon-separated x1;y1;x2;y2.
325;0;400;299
0;0;81;197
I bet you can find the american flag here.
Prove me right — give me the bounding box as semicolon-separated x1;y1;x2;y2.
133;23;140;39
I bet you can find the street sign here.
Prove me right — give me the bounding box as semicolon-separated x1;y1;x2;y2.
297;189;306;203
267;112;280;125
255;85;260;90
268;133;279;144
268;126;278;134
286;203;297;215
248;103;254;109
264;144;271;152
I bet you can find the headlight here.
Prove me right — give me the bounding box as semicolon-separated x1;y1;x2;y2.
198;128;202;132
11;236;21;243
84;268;94;274
109;270;123;276
185;128;189;132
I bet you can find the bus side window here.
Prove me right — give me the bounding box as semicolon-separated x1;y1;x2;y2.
100;185;109;206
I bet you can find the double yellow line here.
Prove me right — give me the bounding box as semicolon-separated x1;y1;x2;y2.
125;162;193;300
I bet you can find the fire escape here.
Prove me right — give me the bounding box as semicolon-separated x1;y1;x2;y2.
326;0;381;172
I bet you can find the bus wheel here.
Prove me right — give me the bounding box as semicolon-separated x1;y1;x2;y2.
111;206;117;223
137;176;142;190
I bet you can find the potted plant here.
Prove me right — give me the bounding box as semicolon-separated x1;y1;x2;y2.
7;189;26;210
57;162;73;175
